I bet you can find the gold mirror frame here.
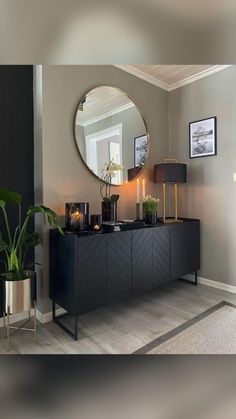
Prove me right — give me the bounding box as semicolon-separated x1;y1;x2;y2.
73;85;150;185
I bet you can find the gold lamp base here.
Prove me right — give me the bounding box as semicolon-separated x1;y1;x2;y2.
162;182;183;224
162;218;183;224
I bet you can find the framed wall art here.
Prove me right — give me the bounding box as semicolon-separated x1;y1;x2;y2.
134;134;148;166
189;116;217;158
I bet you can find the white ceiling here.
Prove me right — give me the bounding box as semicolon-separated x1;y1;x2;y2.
76;86;134;126
115;65;232;91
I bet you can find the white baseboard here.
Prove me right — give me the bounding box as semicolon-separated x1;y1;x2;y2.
184;274;236;294
0;307;66;327
39;307;66;324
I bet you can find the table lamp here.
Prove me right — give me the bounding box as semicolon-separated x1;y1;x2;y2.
154;159;187;223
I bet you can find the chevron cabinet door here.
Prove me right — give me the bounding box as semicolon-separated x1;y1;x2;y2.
107;231;132;304
153;227;171;286
171;221;200;279
132;229;153;294
77;235;107;315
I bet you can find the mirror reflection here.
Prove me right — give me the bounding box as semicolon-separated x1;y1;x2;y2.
74;86;149;185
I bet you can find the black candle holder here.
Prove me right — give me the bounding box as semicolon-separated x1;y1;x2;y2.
90;214;102;232
65;203;89;231
136;203;141;221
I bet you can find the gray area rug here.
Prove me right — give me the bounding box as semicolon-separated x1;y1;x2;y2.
134;301;236;354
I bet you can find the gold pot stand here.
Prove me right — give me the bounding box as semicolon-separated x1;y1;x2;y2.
3;300;37;351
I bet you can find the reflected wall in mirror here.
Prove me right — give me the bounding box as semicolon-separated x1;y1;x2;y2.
74;86;149;185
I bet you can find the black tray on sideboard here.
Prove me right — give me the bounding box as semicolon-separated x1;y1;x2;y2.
102;220;145;233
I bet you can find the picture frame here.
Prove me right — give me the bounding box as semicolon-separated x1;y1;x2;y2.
189;116;217;158
134;134;148;167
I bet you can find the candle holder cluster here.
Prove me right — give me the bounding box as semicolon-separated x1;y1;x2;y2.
65;203;102;233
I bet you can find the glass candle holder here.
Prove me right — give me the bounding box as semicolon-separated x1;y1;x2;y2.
90;214;102;232
65;203;89;231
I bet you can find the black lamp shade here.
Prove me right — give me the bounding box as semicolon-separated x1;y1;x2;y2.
154;163;187;184
127;166;142;181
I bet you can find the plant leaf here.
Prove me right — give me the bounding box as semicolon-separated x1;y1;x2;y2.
0;188;22;204
0;271;15;278
0;235;9;252
10;250;19;271
110;194;119;203
0;200;6;208
27;205;64;235
24;232;40;248
26;262;41;268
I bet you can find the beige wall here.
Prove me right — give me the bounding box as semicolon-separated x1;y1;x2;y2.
37;65;169;313
36;64;236;314
169;66;236;287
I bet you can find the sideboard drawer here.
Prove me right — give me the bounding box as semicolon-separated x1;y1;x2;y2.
171;221;200;279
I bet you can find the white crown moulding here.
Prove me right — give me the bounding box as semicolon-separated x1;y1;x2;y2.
78;102;135;127
114;65;233;92
114;64;170;91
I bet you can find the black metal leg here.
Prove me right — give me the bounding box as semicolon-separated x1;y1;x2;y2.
74;315;78;341
52;300;56;321
52;300;78;340
179;271;198;286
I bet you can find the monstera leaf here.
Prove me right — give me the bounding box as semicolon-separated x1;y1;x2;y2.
24;232;40;248
0;188;21;205
0;192;64;280
27;205;64;235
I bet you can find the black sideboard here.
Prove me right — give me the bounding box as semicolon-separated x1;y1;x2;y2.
49;218;200;340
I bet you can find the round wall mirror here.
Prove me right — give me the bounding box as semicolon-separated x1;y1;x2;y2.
74;86;149;185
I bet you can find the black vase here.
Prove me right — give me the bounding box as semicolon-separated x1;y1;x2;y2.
144;211;157;225
102;201;118;222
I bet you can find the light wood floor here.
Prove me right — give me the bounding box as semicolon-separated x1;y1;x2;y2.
1;279;236;354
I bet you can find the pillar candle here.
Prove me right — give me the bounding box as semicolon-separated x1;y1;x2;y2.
71;210;81;229
142;179;146;199
136;178;140;203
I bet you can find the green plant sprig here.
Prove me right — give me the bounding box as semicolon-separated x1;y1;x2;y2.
0;188;64;280
143;195;160;214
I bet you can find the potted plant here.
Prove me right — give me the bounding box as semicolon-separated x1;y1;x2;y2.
100;161;123;221
0;188;63;315
143;195;160;225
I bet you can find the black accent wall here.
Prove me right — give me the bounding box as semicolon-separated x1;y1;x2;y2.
0;65;34;315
